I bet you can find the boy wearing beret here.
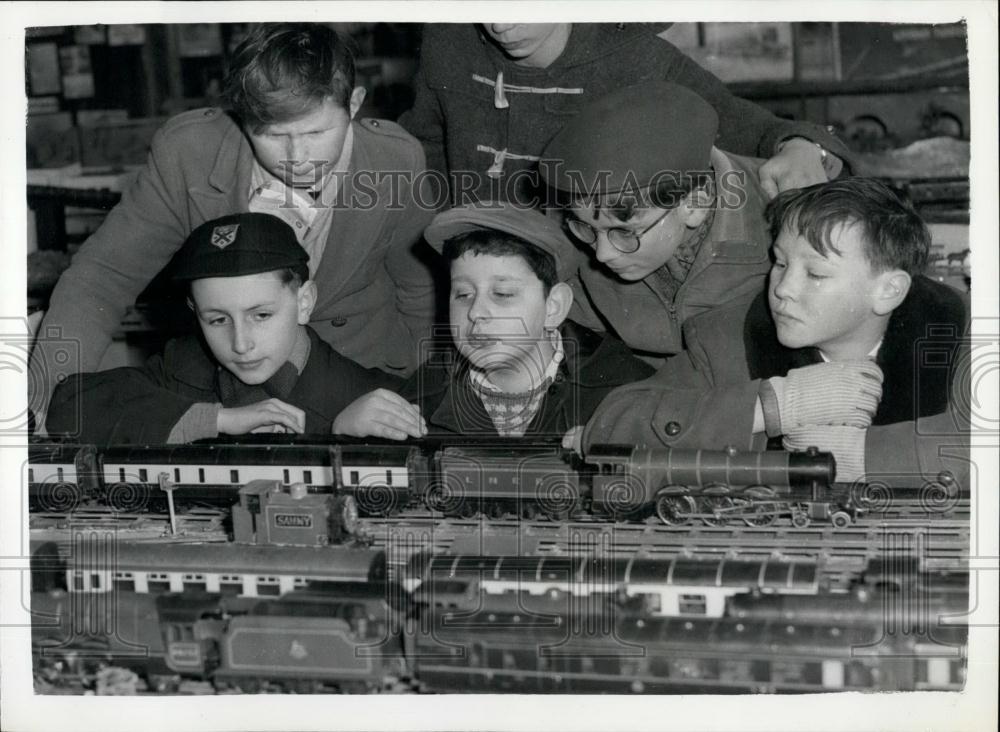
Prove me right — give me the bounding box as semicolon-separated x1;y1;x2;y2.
334;204;654;440
540;80;773;363
46;213;403;444
585;179;969;487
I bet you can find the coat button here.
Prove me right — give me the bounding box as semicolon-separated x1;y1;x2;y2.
330;317;348;327
664;421;682;436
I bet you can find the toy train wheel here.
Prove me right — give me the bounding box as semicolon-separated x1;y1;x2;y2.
790;504;811;528
458;500;479;519
743;502;779;527
741;487;780;527
521;503;538;521
654;492;695;526
700;496;734;526
830;510;852;529
487;501;506;520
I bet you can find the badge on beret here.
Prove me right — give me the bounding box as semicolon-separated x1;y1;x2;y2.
211;224;240;249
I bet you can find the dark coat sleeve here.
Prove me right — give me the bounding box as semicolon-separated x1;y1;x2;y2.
296;336;409;433
45;337;217;445
395;26;448;185
656;37;854;169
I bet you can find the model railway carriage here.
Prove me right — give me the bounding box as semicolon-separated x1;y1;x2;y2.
28;437;894;527
403;554;819;618
27;443;99;512
98;443;338;508
66;541;386;599
411;594;968;693
339;444;424;516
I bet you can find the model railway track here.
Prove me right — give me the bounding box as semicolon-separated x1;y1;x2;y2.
29;508;229;546
361;498;971;525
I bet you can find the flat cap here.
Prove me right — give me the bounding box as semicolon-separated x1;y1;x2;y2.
424;203;579;282
171;212;309;281
539;81;719;196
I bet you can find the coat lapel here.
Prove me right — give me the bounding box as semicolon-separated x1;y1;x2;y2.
310;124;392;306
188;113;254;223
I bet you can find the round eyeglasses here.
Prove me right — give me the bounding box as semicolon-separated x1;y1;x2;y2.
565;207;673;254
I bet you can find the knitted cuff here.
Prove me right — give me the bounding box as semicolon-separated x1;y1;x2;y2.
167;402;221;444
758;379;783;438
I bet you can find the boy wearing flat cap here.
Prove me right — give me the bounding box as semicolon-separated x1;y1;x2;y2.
336;204;654;440
540;80;772;363
47;213;403;444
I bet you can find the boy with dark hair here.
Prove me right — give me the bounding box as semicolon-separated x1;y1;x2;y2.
585;178;969;485
31;23;435;430
46;213;403;444
334;204;653;440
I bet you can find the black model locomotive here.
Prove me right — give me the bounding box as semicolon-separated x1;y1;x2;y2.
28;437;864;528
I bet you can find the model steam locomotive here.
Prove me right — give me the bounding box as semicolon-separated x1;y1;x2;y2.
28;436;877;528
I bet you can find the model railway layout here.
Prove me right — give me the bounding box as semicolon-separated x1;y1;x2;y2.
24;438;971;695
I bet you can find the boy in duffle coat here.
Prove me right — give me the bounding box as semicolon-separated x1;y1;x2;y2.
584;178;969;488
399;23;850;204
47;213;403;444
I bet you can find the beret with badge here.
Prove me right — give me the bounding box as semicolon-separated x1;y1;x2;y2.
171;212;310;282
539;81;720;196
423;203;581;282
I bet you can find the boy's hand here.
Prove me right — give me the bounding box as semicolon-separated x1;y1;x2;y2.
332;389;427;441
761;360;883;436
759;137;841;198
217;398;306;435
783;424;867;483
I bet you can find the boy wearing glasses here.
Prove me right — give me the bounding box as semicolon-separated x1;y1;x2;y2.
539;81;772;362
